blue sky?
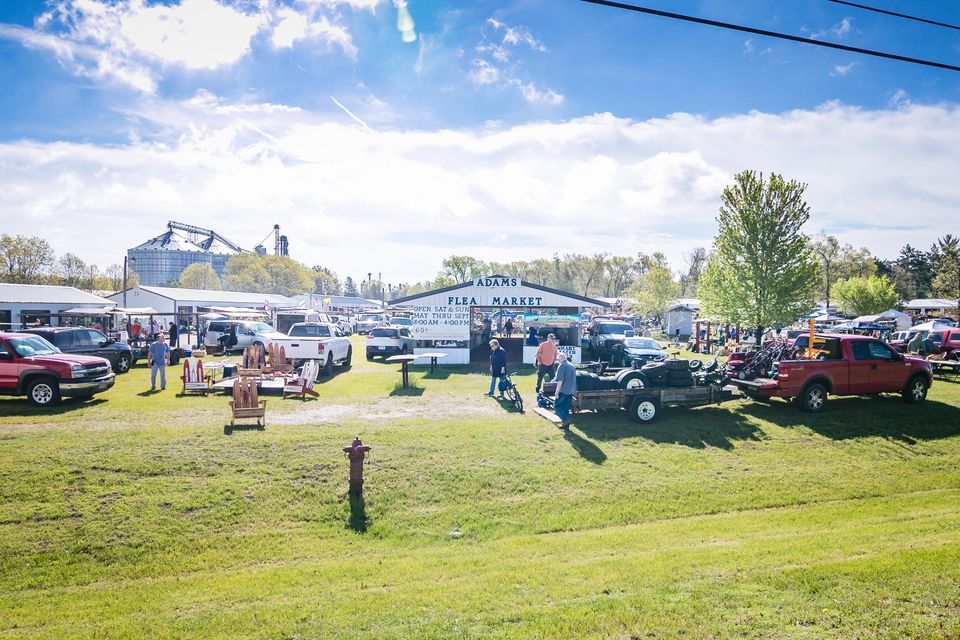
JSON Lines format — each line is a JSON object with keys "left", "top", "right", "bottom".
{"left": 1, "top": 0, "right": 959, "bottom": 282}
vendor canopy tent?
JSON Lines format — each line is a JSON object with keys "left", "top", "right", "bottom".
{"left": 911, "top": 320, "right": 954, "bottom": 332}
{"left": 853, "top": 309, "right": 912, "bottom": 330}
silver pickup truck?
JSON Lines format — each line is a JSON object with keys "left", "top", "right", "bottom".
{"left": 270, "top": 322, "right": 352, "bottom": 375}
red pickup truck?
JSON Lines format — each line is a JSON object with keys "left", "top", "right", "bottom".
{"left": 930, "top": 328, "right": 960, "bottom": 358}
{"left": 733, "top": 334, "right": 933, "bottom": 412}
{"left": 0, "top": 332, "right": 116, "bottom": 407}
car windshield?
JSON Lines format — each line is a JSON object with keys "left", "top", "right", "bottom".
{"left": 360, "top": 315, "right": 382, "bottom": 322}
{"left": 370, "top": 328, "right": 398, "bottom": 338}
{"left": 8, "top": 336, "right": 61, "bottom": 357}
{"left": 600, "top": 323, "right": 632, "bottom": 334}
{"left": 249, "top": 323, "right": 274, "bottom": 333}
{"left": 624, "top": 338, "right": 662, "bottom": 350}
{"left": 391, "top": 318, "right": 412, "bottom": 326}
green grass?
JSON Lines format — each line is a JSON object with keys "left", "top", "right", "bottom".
{"left": 2, "top": 335, "right": 959, "bottom": 638}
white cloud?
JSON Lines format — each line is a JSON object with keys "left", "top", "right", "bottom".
{"left": 470, "top": 59, "right": 500, "bottom": 85}
{"left": 517, "top": 81, "right": 564, "bottom": 106}
{"left": 812, "top": 17, "right": 852, "bottom": 40}
{"left": 472, "top": 17, "right": 562, "bottom": 106}
{"left": 1, "top": 101, "right": 958, "bottom": 282}
{"left": 830, "top": 62, "right": 856, "bottom": 77}
{"left": 4, "top": 0, "right": 358, "bottom": 93}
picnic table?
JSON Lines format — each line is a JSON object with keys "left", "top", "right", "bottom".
{"left": 930, "top": 358, "right": 960, "bottom": 380}
{"left": 385, "top": 354, "right": 418, "bottom": 388}
{"left": 416, "top": 351, "right": 447, "bottom": 373}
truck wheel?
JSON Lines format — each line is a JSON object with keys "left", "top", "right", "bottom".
{"left": 323, "top": 354, "right": 334, "bottom": 377}
{"left": 115, "top": 354, "right": 131, "bottom": 374}
{"left": 797, "top": 383, "right": 827, "bottom": 413}
{"left": 27, "top": 378, "right": 61, "bottom": 407}
{"left": 341, "top": 346, "right": 353, "bottom": 369}
{"left": 902, "top": 376, "right": 928, "bottom": 404}
{"left": 617, "top": 370, "right": 648, "bottom": 390}
{"left": 629, "top": 397, "right": 659, "bottom": 423}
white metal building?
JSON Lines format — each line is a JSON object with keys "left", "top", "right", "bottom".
{"left": 108, "top": 285, "right": 296, "bottom": 321}
{"left": 665, "top": 305, "right": 695, "bottom": 339}
{"left": 0, "top": 283, "right": 117, "bottom": 330}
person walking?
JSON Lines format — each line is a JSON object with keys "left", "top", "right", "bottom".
{"left": 148, "top": 332, "right": 170, "bottom": 391}
{"left": 552, "top": 352, "right": 577, "bottom": 428}
{"left": 534, "top": 332, "right": 558, "bottom": 393}
{"left": 485, "top": 339, "right": 508, "bottom": 398}
{"left": 168, "top": 321, "right": 179, "bottom": 348}
{"left": 504, "top": 317, "right": 514, "bottom": 339}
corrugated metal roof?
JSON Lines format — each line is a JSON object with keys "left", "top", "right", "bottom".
{"left": 132, "top": 285, "right": 295, "bottom": 305}
{"left": 904, "top": 298, "right": 956, "bottom": 308}
{"left": 0, "top": 283, "right": 117, "bottom": 305}
{"left": 130, "top": 229, "right": 206, "bottom": 252}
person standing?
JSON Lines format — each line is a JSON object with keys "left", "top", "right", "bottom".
{"left": 552, "top": 352, "right": 577, "bottom": 428}
{"left": 168, "top": 321, "right": 179, "bottom": 348}
{"left": 504, "top": 317, "right": 514, "bottom": 339}
{"left": 485, "top": 339, "right": 508, "bottom": 398}
{"left": 907, "top": 332, "right": 924, "bottom": 354}
{"left": 921, "top": 333, "right": 936, "bottom": 357}
{"left": 148, "top": 332, "right": 170, "bottom": 391}
{"left": 535, "top": 332, "right": 558, "bottom": 393}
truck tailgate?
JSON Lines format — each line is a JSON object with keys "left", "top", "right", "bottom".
{"left": 732, "top": 378, "right": 780, "bottom": 392}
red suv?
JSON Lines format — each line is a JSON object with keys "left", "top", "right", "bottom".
{"left": 0, "top": 333, "right": 116, "bottom": 407}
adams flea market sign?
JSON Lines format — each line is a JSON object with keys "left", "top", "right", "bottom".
{"left": 447, "top": 278, "right": 545, "bottom": 307}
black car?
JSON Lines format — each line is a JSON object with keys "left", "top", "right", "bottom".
{"left": 610, "top": 337, "right": 668, "bottom": 367}
{"left": 23, "top": 327, "right": 135, "bottom": 374}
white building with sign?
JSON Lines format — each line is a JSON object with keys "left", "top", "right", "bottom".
{"left": 392, "top": 277, "right": 608, "bottom": 364}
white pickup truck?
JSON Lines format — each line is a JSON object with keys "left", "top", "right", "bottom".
{"left": 271, "top": 322, "right": 352, "bottom": 375}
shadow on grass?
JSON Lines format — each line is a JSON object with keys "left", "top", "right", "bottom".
{"left": 420, "top": 369, "right": 452, "bottom": 380}
{"left": 223, "top": 423, "right": 265, "bottom": 435}
{"left": 0, "top": 397, "right": 107, "bottom": 417}
{"left": 737, "top": 396, "right": 960, "bottom": 444}
{"left": 348, "top": 492, "right": 369, "bottom": 533}
{"left": 390, "top": 382, "right": 424, "bottom": 397}
{"left": 563, "top": 427, "right": 607, "bottom": 464}
{"left": 573, "top": 406, "right": 762, "bottom": 451}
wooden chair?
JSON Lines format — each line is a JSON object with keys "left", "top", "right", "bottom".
{"left": 238, "top": 344, "right": 265, "bottom": 379}
{"left": 267, "top": 343, "right": 293, "bottom": 374}
{"left": 283, "top": 359, "right": 320, "bottom": 400}
{"left": 229, "top": 377, "right": 267, "bottom": 427}
{"left": 180, "top": 358, "right": 212, "bottom": 396}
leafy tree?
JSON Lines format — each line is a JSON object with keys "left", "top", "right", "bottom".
{"left": 180, "top": 263, "right": 222, "bottom": 290}
{"left": 526, "top": 258, "right": 554, "bottom": 285}
{"left": 343, "top": 277, "right": 359, "bottom": 297}
{"left": 699, "top": 171, "right": 818, "bottom": 344}
{"left": 312, "top": 265, "right": 341, "bottom": 295}
{"left": 832, "top": 275, "right": 899, "bottom": 316}
{"left": 262, "top": 255, "right": 314, "bottom": 297}
{"left": 0, "top": 234, "right": 55, "bottom": 284}
{"left": 679, "top": 247, "right": 706, "bottom": 297}
{"left": 932, "top": 235, "right": 960, "bottom": 321}
{"left": 812, "top": 234, "right": 877, "bottom": 309}
{"left": 896, "top": 244, "right": 935, "bottom": 297}
{"left": 605, "top": 255, "right": 641, "bottom": 296}
{"left": 58, "top": 253, "right": 87, "bottom": 287}
{"left": 628, "top": 267, "right": 680, "bottom": 319}
{"left": 563, "top": 253, "right": 608, "bottom": 296}
{"left": 223, "top": 253, "right": 273, "bottom": 293}
{"left": 441, "top": 255, "right": 486, "bottom": 282}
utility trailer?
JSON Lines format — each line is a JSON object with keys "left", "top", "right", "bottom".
{"left": 537, "top": 383, "right": 734, "bottom": 424}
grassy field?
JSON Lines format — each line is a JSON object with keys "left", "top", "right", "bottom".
{"left": 2, "top": 335, "right": 959, "bottom": 639}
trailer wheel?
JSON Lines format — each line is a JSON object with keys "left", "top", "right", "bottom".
{"left": 629, "top": 397, "right": 659, "bottom": 423}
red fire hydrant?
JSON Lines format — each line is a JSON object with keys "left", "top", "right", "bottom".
{"left": 343, "top": 436, "right": 371, "bottom": 494}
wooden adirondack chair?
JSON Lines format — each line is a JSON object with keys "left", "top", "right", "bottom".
{"left": 267, "top": 343, "right": 293, "bottom": 374}
{"left": 180, "top": 358, "right": 212, "bottom": 395}
{"left": 229, "top": 376, "right": 267, "bottom": 427}
{"left": 238, "top": 344, "right": 265, "bottom": 379}
{"left": 283, "top": 359, "right": 320, "bottom": 400}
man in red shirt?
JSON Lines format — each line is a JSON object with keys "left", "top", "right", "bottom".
{"left": 535, "top": 333, "right": 558, "bottom": 393}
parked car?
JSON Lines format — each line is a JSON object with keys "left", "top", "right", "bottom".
{"left": 22, "top": 326, "right": 135, "bottom": 374}
{"left": 327, "top": 315, "right": 354, "bottom": 335}
{"left": 205, "top": 320, "right": 286, "bottom": 353}
{"left": 355, "top": 313, "right": 387, "bottom": 335}
{"left": 0, "top": 332, "right": 115, "bottom": 406}
{"left": 366, "top": 327, "right": 416, "bottom": 359}
{"left": 610, "top": 337, "right": 668, "bottom": 367}
{"left": 270, "top": 322, "right": 353, "bottom": 375}
{"left": 733, "top": 334, "right": 932, "bottom": 412}
{"left": 389, "top": 317, "right": 413, "bottom": 330}
{"left": 888, "top": 330, "right": 919, "bottom": 353}
{"left": 587, "top": 320, "right": 635, "bottom": 358}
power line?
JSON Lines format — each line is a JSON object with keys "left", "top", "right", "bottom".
{"left": 579, "top": 0, "right": 960, "bottom": 73}
{"left": 827, "top": 0, "right": 960, "bottom": 32}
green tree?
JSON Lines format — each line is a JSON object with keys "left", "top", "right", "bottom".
{"left": 223, "top": 253, "right": 273, "bottom": 293}
{"left": 932, "top": 235, "right": 960, "bottom": 321}
{"left": 441, "top": 255, "right": 486, "bottom": 282}
{"left": 628, "top": 267, "right": 680, "bottom": 319}
{"left": 0, "top": 234, "right": 55, "bottom": 284}
{"left": 679, "top": 247, "right": 706, "bottom": 298}
{"left": 343, "top": 277, "right": 359, "bottom": 297}
{"left": 262, "top": 255, "right": 314, "bottom": 297}
{"left": 832, "top": 275, "right": 899, "bottom": 316}
{"left": 896, "top": 244, "right": 935, "bottom": 297}
{"left": 311, "top": 266, "right": 341, "bottom": 295}
{"left": 699, "top": 171, "right": 818, "bottom": 344}
{"left": 180, "top": 263, "right": 222, "bottom": 290}
{"left": 57, "top": 253, "right": 87, "bottom": 287}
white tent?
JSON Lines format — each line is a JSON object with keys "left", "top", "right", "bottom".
{"left": 911, "top": 320, "right": 953, "bottom": 333}
{"left": 853, "top": 309, "right": 912, "bottom": 331}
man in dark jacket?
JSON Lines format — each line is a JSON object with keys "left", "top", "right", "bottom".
{"left": 485, "top": 339, "right": 508, "bottom": 398}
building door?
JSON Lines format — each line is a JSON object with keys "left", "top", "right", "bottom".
{"left": 0, "top": 310, "right": 10, "bottom": 330}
